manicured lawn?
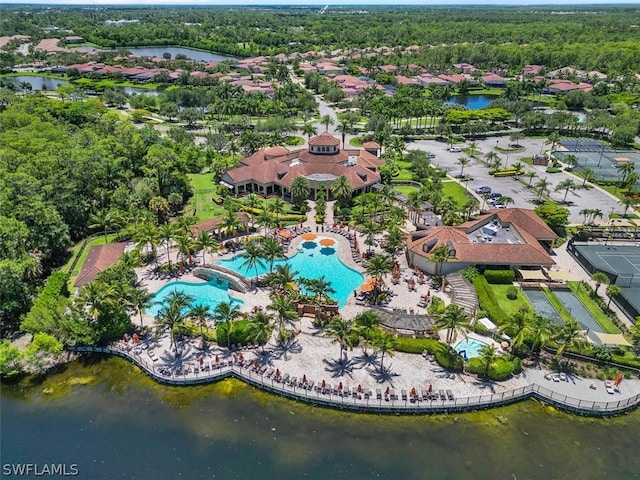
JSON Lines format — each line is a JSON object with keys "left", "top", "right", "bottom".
{"left": 349, "top": 137, "right": 363, "bottom": 147}
{"left": 188, "top": 173, "right": 225, "bottom": 222}
{"left": 567, "top": 281, "right": 620, "bottom": 334}
{"left": 442, "top": 180, "right": 469, "bottom": 208}
{"left": 487, "top": 284, "right": 535, "bottom": 316}
{"left": 394, "top": 185, "right": 418, "bottom": 197}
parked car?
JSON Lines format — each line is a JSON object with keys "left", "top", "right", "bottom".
{"left": 427, "top": 152, "right": 436, "bottom": 158}
{"left": 449, "top": 146, "right": 462, "bottom": 153}
{"left": 489, "top": 192, "right": 502, "bottom": 199}
{"left": 475, "top": 186, "right": 492, "bottom": 194}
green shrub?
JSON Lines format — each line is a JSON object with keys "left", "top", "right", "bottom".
{"left": 181, "top": 321, "right": 217, "bottom": 341}
{"left": 471, "top": 321, "right": 489, "bottom": 336}
{"left": 466, "top": 355, "right": 518, "bottom": 380}
{"left": 506, "top": 286, "right": 518, "bottom": 300}
{"left": 395, "top": 337, "right": 442, "bottom": 354}
{"left": 473, "top": 276, "right": 509, "bottom": 325}
{"left": 484, "top": 269, "right": 515, "bottom": 284}
{"left": 435, "top": 345, "right": 464, "bottom": 372}
{"left": 493, "top": 171, "right": 518, "bottom": 177}
{"left": 461, "top": 266, "right": 480, "bottom": 282}
{"left": 216, "top": 320, "right": 251, "bottom": 346}
{"left": 546, "top": 167, "right": 562, "bottom": 173}
{"left": 21, "top": 271, "right": 71, "bottom": 333}
{"left": 427, "top": 296, "right": 445, "bottom": 314}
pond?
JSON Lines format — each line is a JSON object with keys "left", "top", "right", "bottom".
{"left": 125, "top": 46, "right": 238, "bottom": 63}
{"left": 444, "top": 94, "right": 499, "bottom": 110}
{"left": 1, "top": 75, "right": 159, "bottom": 96}
{"left": 2, "top": 356, "right": 640, "bottom": 480}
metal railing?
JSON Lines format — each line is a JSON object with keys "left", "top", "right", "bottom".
{"left": 68, "top": 345, "right": 640, "bottom": 416}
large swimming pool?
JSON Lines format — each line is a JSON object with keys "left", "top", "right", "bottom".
{"left": 217, "top": 238, "right": 364, "bottom": 307}
{"left": 149, "top": 279, "right": 243, "bottom": 317}
{"left": 454, "top": 337, "right": 490, "bottom": 359}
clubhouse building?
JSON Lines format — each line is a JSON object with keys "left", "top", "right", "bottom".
{"left": 406, "top": 208, "right": 558, "bottom": 275}
{"left": 221, "top": 132, "right": 384, "bottom": 199}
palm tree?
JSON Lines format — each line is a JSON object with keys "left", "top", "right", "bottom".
{"left": 301, "top": 276, "right": 336, "bottom": 304}
{"left": 372, "top": 330, "right": 397, "bottom": 373}
{"left": 267, "top": 294, "right": 298, "bottom": 340}
{"left": 606, "top": 284, "right": 621, "bottom": 308}
{"left": 195, "top": 231, "right": 219, "bottom": 264}
{"left": 581, "top": 167, "right": 595, "bottom": 187}
{"left": 500, "top": 309, "right": 531, "bottom": 350}
{"left": 133, "top": 222, "right": 159, "bottom": 259}
{"left": 545, "top": 131, "right": 561, "bottom": 160}
{"left": 365, "top": 253, "right": 393, "bottom": 303}
{"left": 555, "top": 179, "right": 577, "bottom": 202}
{"left": 213, "top": 301, "right": 242, "bottom": 349}
{"left": 457, "top": 156, "right": 471, "bottom": 177}
{"left": 290, "top": 176, "right": 311, "bottom": 204}
{"left": 534, "top": 177, "right": 551, "bottom": 201}
{"left": 361, "top": 219, "right": 382, "bottom": 255}
{"left": 264, "top": 263, "right": 299, "bottom": 296}
{"left": 524, "top": 171, "right": 537, "bottom": 188}
{"left": 302, "top": 122, "right": 317, "bottom": 141}
{"left": 175, "top": 233, "right": 197, "bottom": 264}
{"left": 159, "top": 222, "right": 178, "bottom": 266}
{"left": 89, "top": 209, "right": 121, "bottom": 243}
{"left": 528, "top": 314, "right": 554, "bottom": 356}
{"left": 260, "top": 236, "right": 285, "bottom": 272}
{"left": 619, "top": 161, "right": 636, "bottom": 183}
{"left": 240, "top": 239, "right": 266, "bottom": 282}
{"left": 353, "top": 310, "right": 381, "bottom": 356}
{"left": 156, "top": 293, "right": 193, "bottom": 353}
{"left": 619, "top": 195, "right": 636, "bottom": 216}
{"left": 257, "top": 209, "right": 275, "bottom": 237}
{"left": 269, "top": 197, "right": 287, "bottom": 226}
{"left": 484, "top": 151, "right": 499, "bottom": 167}
{"left": 320, "top": 114, "right": 334, "bottom": 132}
{"left": 246, "top": 311, "right": 274, "bottom": 353}
{"left": 76, "top": 282, "right": 115, "bottom": 323}
{"left": 220, "top": 210, "right": 244, "bottom": 238}
{"left": 591, "top": 272, "right": 609, "bottom": 293}
{"left": 325, "top": 317, "right": 354, "bottom": 364}
{"left": 554, "top": 319, "right": 588, "bottom": 358}
{"left": 190, "top": 304, "right": 211, "bottom": 348}
{"left": 429, "top": 244, "right": 452, "bottom": 277}
{"left": 330, "top": 175, "right": 353, "bottom": 204}
{"left": 478, "top": 344, "right": 499, "bottom": 377}
{"left": 434, "top": 304, "right": 471, "bottom": 343}
{"left": 242, "top": 193, "right": 262, "bottom": 230}
{"left": 131, "top": 288, "right": 154, "bottom": 329}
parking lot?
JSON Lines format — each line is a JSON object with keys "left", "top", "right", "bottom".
{"left": 408, "top": 136, "right": 625, "bottom": 224}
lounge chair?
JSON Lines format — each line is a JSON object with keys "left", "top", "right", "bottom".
{"left": 605, "top": 380, "right": 615, "bottom": 394}
{"left": 446, "top": 390, "right": 454, "bottom": 401}
{"left": 421, "top": 389, "right": 429, "bottom": 401}
{"left": 390, "top": 389, "right": 397, "bottom": 401}
{"left": 376, "top": 388, "right": 382, "bottom": 400}
{"left": 289, "top": 376, "right": 297, "bottom": 386}
{"left": 439, "top": 389, "right": 446, "bottom": 400}
{"left": 559, "top": 373, "right": 567, "bottom": 382}
{"left": 282, "top": 373, "right": 290, "bottom": 384}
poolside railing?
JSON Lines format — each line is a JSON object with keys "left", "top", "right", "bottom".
{"left": 68, "top": 345, "right": 640, "bottom": 417}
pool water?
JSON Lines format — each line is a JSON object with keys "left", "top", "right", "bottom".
{"left": 454, "top": 338, "right": 490, "bottom": 359}
{"left": 149, "top": 279, "right": 243, "bottom": 317}
{"left": 217, "top": 238, "right": 364, "bottom": 307}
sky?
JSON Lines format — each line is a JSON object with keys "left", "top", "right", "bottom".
{"left": 1, "top": 0, "right": 639, "bottom": 5}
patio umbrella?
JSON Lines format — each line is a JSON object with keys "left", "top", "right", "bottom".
{"left": 428, "top": 384, "right": 432, "bottom": 393}
{"left": 275, "top": 368, "right": 281, "bottom": 378}
{"left": 199, "top": 357, "right": 204, "bottom": 366}
{"left": 319, "top": 238, "right": 335, "bottom": 246}
{"left": 357, "top": 384, "right": 362, "bottom": 393}
{"left": 385, "top": 386, "right": 390, "bottom": 395}
{"left": 360, "top": 283, "right": 374, "bottom": 292}
{"left": 338, "top": 381, "right": 343, "bottom": 391}
{"left": 279, "top": 230, "right": 292, "bottom": 238}
{"left": 303, "top": 374, "right": 307, "bottom": 384}
{"left": 215, "top": 355, "right": 219, "bottom": 363}
{"left": 410, "top": 387, "right": 417, "bottom": 398}
{"left": 132, "top": 333, "right": 140, "bottom": 344}
{"left": 239, "top": 353, "right": 244, "bottom": 362}
{"left": 254, "top": 359, "right": 259, "bottom": 368}
{"left": 302, "top": 232, "right": 317, "bottom": 240}
{"left": 322, "top": 379, "right": 326, "bottom": 388}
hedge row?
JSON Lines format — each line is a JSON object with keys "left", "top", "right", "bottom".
{"left": 484, "top": 269, "right": 515, "bottom": 284}
{"left": 216, "top": 320, "right": 251, "bottom": 346}
{"left": 21, "top": 272, "right": 70, "bottom": 332}
{"left": 493, "top": 170, "right": 519, "bottom": 177}
{"left": 395, "top": 337, "right": 463, "bottom": 371}
{"left": 466, "top": 356, "right": 522, "bottom": 381}
{"left": 182, "top": 321, "right": 217, "bottom": 341}
{"left": 473, "top": 275, "right": 509, "bottom": 325}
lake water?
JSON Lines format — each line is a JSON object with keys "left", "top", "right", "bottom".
{"left": 126, "top": 46, "right": 237, "bottom": 63}
{"left": 2, "top": 75, "right": 158, "bottom": 96}
{"left": 445, "top": 95, "right": 498, "bottom": 110}
{"left": 2, "top": 356, "right": 640, "bottom": 479}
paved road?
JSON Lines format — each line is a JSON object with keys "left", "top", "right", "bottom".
{"left": 408, "top": 137, "right": 625, "bottom": 224}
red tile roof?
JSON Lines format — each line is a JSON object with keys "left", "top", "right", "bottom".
{"left": 309, "top": 131, "right": 340, "bottom": 146}
{"left": 75, "top": 242, "right": 126, "bottom": 287}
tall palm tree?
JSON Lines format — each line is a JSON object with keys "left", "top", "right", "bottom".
{"left": 500, "top": 309, "right": 531, "bottom": 350}
{"left": 131, "top": 288, "right": 154, "bottom": 329}
{"left": 528, "top": 314, "right": 554, "bottom": 355}
{"left": 195, "top": 231, "right": 219, "bottom": 264}
{"left": 175, "top": 232, "right": 197, "bottom": 264}
{"left": 434, "top": 304, "right": 471, "bottom": 343}
{"left": 554, "top": 319, "right": 588, "bottom": 358}
{"left": 76, "top": 282, "right": 116, "bottom": 323}
{"left": 264, "top": 263, "right": 299, "bottom": 296}
{"left": 619, "top": 195, "right": 636, "bottom": 216}
{"left": 361, "top": 219, "right": 382, "bottom": 255}
{"left": 365, "top": 253, "right": 393, "bottom": 302}
{"left": 353, "top": 310, "right": 381, "bottom": 356}
{"left": 190, "top": 304, "right": 211, "bottom": 348}
{"left": 457, "top": 156, "right": 471, "bottom": 177}
{"left": 591, "top": 272, "right": 609, "bottom": 293}
{"left": 260, "top": 236, "right": 285, "bottom": 272}
{"left": 478, "top": 344, "right": 499, "bottom": 377}
{"left": 240, "top": 239, "right": 266, "bottom": 282}
{"left": 220, "top": 210, "right": 244, "bottom": 238}
{"left": 330, "top": 175, "right": 353, "bottom": 204}
{"left": 89, "top": 209, "right": 121, "bottom": 243}
{"left": 320, "top": 114, "right": 334, "bottom": 132}
{"left": 246, "top": 311, "right": 274, "bottom": 353}
{"left": 325, "top": 317, "right": 354, "bottom": 364}
{"left": 373, "top": 330, "right": 397, "bottom": 373}
{"left": 257, "top": 209, "right": 275, "bottom": 237}
{"left": 269, "top": 197, "right": 287, "bottom": 226}
{"left": 301, "top": 276, "right": 336, "bottom": 305}
{"left": 289, "top": 176, "right": 311, "bottom": 204}
{"left": 242, "top": 193, "right": 262, "bottom": 230}
{"left": 534, "top": 177, "right": 551, "bottom": 201}
{"left": 606, "top": 284, "right": 621, "bottom": 308}
{"left": 555, "top": 179, "right": 577, "bottom": 202}
{"left": 267, "top": 294, "right": 298, "bottom": 340}
{"left": 545, "top": 131, "right": 561, "bottom": 160}
{"left": 429, "top": 244, "right": 452, "bottom": 277}
{"left": 525, "top": 171, "right": 537, "bottom": 188}
{"left": 156, "top": 294, "right": 192, "bottom": 352}
{"left": 159, "top": 222, "right": 178, "bottom": 266}
{"left": 302, "top": 122, "right": 317, "bottom": 141}
{"left": 213, "top": 301, "right": 242, "bottom": 349}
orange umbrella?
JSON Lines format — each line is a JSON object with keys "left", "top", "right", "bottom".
{"left": 410, "top": 387, "right": 417, "bottom": 397}
{"left": 303, "top": 374, "right": 307, "bottom": 384}
{"left": 385, "top": 386, "right": 390, "bottom": 395}
{"left": 360, "top": 283, "right": 374, "bottom": 292}
{"left": 279, "top": 230, "right": 292, "bottom": 238}
{"left": 366, "top": 277, "right": 377, "bottom": 284}
{"left": 357, "top": 384, "right": 362, "bottom": 393}
{"left": 338, "top": 381, "right": 343, "bottom": 391}
{"left": 319, "top": 238, "right": 335, "bottom": 246}
{"left": 302, "top": 233, "right": 317, "bottom": 240}
{"left": 275, "top": 368, "right": 281, "bottom": 378}
{"left": 322, "top": 379, "right": 326, "bottom": 388}
{"left": 239, "top": 353, "right": 244, "bottom": 362}
{"left": 215, "top": 355, "right": 219, "bottom": 363}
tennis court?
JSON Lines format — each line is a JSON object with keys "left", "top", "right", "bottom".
{"left": 570, "top": 243, "right": 640, "bottom": 284}
{"left": 554, "top": 148, "right": 640, "bottom": 185}
{"left": 560, "top": 138, "right": 614, "bottom": 152}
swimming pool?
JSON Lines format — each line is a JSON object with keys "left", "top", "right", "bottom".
{"left": 217, "top": 238, "right": 364, "bottom": 307}
{"left": 148, "top": 279, "right": 243, "bottom": 317}
{"left": 453, "top": 337, "right": 490, "bottom": 360}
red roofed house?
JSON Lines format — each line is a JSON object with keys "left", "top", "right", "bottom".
{"left": 222, "top": 132, "right": 384, "bottom": 200}
{"left": 481, "top": 72, "right": 507, "bottom": 87}
{"left": 405, "top": 208, "right": 558, "bottom": 275}
{"left": 547, "top": 80, "right": 593, "bottom": 94}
